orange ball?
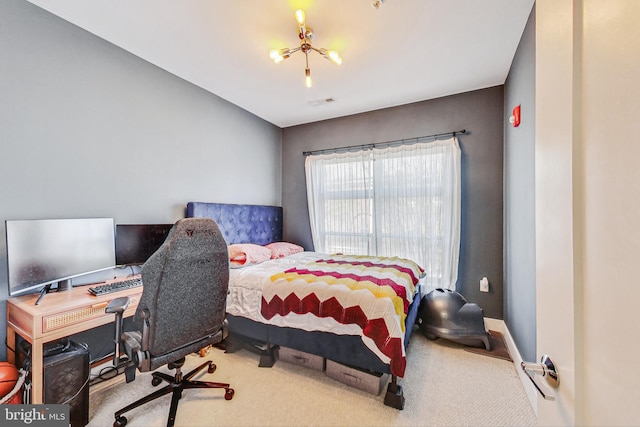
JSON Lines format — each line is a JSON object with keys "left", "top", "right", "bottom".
{"left": 0, "top": 361, "right": 19, "bottom": 398}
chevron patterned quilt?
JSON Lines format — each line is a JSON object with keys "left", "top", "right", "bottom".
{"left": 261, "top": 254, "right": 424, "bottom": 377}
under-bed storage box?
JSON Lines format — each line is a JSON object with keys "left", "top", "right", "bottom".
{"left": 278, "top": 346, "right": 325, "bottom": 371}
{"left": 326, "top": 359, "right": 390, "bottom": 395}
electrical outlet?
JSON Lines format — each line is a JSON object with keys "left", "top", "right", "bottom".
{"left": 480, "top": 277, "right": 489, "bottom": 292}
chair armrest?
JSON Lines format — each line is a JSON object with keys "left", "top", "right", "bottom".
{"left": 104, "top": 296, "right": 131, "bottom": 370}
{"left": 105, "top": 296, "right": 130, "bottom": 314}
{"left": 121, "top": 332, "right": 142, "bottom": 383}
{"left": 139, "top": 308, "right": 150, "bottom": 353}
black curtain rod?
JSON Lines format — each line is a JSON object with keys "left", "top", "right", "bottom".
{"left": 302, "top": 129, "right": 466, "bottom": 156}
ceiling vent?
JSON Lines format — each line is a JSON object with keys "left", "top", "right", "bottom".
{"left": 308, "top": 98, "right": 336, "bottom": 107}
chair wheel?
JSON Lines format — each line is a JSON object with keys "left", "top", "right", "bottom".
{"left": 208, "top": 362, "right": 217, "bottom": 374}
{"left": 151, "top": 377, "right": 162, "bottom": 386}
{"left": 224, "top": 388, "right": 234, "bottom": 400}
{"left": 114, "top": 415, "right": 127, "bottom": 427}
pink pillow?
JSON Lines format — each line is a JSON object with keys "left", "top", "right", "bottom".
{"left": 265, "top": 242, "right": 304, "bottom": 259}
{"left": 228, "top": 244, "right": 272, "bottom": 268}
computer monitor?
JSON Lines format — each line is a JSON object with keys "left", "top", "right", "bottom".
{"left": 5, "top": 218, "right": 116, "bottom": 297}
{"left": 115, "top": 223, "right": 174, "bottom": 266}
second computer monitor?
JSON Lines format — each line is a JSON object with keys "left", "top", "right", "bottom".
{"left": 115, "top": 223, "right": 174, "bottom": 266}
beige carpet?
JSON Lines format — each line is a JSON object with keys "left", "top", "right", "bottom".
{"left": 88, "top": 331, "right": 536, "bottom": 427}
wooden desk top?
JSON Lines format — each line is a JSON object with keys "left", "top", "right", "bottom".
{"left": 7, "top": 276, "right": 143, "bottom": 343}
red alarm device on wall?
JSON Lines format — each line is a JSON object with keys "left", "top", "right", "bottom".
{"left": 509, "top": 105, "right": 521, "bottom": 127}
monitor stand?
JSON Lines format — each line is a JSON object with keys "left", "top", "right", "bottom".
{"left": 34, "top": 279, "right": 72, "bottom": 305}
{"left": 56, "top": 279, "right": 73, "bottom": 292}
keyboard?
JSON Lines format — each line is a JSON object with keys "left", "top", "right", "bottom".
{"left": 88, "top": 277, "right": 143, "bottom": 296}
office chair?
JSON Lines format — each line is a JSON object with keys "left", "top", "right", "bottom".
{"left": 106, "top": 218, "right": 234, "bottom": 427}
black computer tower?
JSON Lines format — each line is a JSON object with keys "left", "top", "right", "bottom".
{"left": 43, "top": 341, "right": 90, "bottom": 427}
{"left": 16, "top": 338, "right": 90, "bottom": 427}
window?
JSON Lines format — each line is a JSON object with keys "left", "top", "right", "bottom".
{"left": 305, "top": 137, "right": 461, "bottom": 290}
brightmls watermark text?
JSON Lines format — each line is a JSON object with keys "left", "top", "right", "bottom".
{"left": 2, "top": 405, "right": 68, "bottom": 427}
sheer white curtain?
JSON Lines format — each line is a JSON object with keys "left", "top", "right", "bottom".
{"left": 305, "top": 136, "right": 461, "bottom": 291}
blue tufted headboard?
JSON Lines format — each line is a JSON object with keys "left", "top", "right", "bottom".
{"left": 186, "top": 202, "right": 283, "bottom": 245}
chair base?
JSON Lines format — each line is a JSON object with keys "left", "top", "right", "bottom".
{"left": 113, "top": 358, "right": 234, "bottom": 427}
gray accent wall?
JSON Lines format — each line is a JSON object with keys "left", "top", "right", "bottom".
{"left": 503, "top": 7, "right": 536, "bottom": 363}
{"left": 0, "top": 0, "right": 281, "bottom": 359}
{"left": 281, "top": 87, "right": 505, "bottom": 318}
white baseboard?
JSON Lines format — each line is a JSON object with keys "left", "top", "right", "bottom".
{"left": 484, "top": 318, "right": 538, "bottom": 417}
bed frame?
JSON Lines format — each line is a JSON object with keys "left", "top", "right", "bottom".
{"left": 186, "top": 202, "right": 420, "bottom": 409}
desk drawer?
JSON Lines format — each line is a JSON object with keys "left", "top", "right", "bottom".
{"left": 43, "top": 295, "right": 139, "bottom": 332}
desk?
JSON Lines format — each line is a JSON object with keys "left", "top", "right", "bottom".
{"left": 6, "top": 280, "right": 142, "bottom": 404}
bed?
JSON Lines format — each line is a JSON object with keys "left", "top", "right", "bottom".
{"left": 185, "top": 202, "right": 424, "bottom": 409}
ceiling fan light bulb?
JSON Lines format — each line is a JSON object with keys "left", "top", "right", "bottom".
{"left": 327, "top": 50, "right": 342, "bottom": 65}
{"left": 305, "top": 68, "right": 312, "bottom": 88}
{"left": 269, "top": 48, "right": 291, "bottom": 63}
{"left": 269, "top": 49, "right": 283, "bottom": 63}
{"left": 295, "top": 9, "right": 306, "bottom": 26}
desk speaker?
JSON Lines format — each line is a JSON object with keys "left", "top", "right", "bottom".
{"left": 43, "top": 341, "right": 90, "bottom": 427}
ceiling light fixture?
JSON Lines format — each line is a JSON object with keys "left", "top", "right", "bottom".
{"left": 372, "top": 0, "right": 385, "bottom": 8}
{"left": 269, "top": 9, "right": 342, "bottom": 88}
